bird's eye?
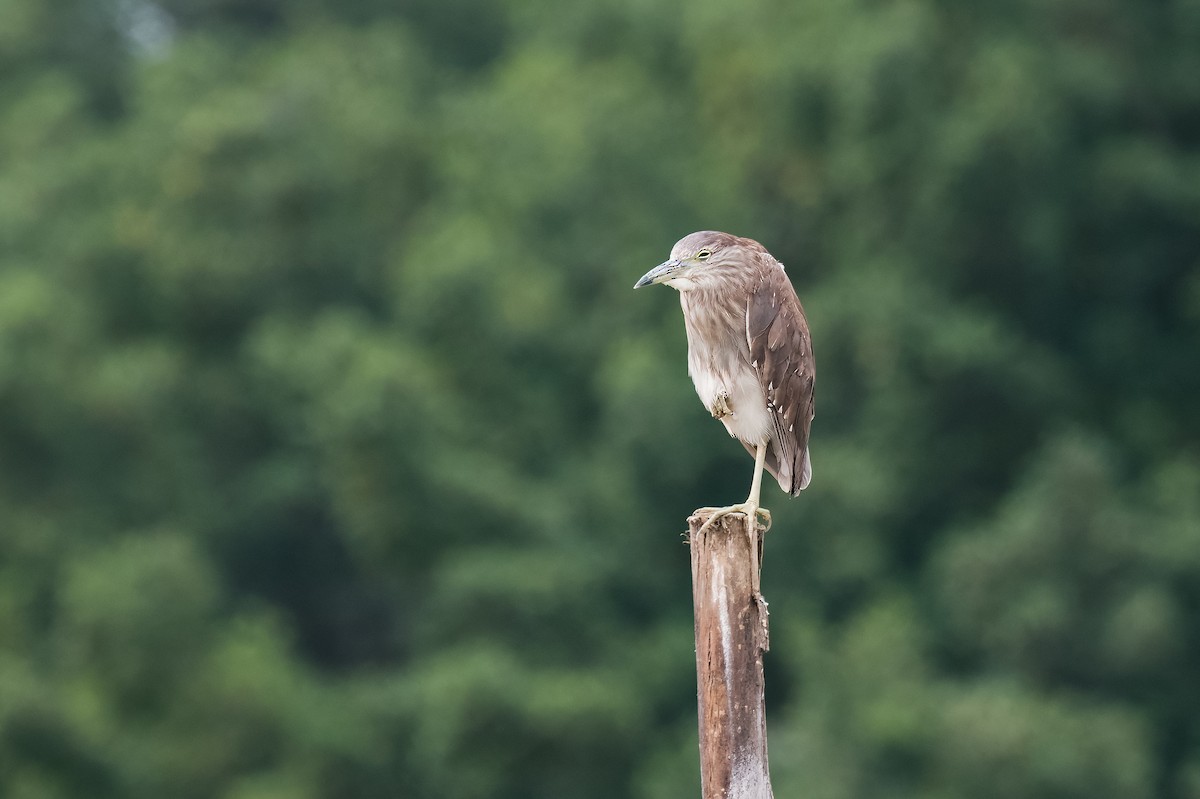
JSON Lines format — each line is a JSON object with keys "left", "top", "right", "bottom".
{"left": 696, "top": 249, "right": 711, "bottom": 260}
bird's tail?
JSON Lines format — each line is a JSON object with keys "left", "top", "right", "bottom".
{"left": 764, "top": 442, "right": 811, "bottom": 495}
{"left": 795, "top": 446, "right": 812, "bottom": 493}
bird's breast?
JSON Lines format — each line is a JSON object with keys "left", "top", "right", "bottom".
{"left": 680, "top": 294, "right": 772, "bottom": 446}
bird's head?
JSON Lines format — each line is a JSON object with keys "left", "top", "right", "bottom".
{"left": 633, "top": 231, "right": 755, "bottom": 291}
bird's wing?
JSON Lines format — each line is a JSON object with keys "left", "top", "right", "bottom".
{"left": 745, "top": 269, "right": 815, "bottom": 493}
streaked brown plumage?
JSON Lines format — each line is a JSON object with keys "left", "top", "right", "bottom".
{"left": 634, "top": 231, "right": 815, "bottom": 525}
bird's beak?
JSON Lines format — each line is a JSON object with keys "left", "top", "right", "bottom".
{"left": 634, "top": 259, "right": 685, "bottom": 289}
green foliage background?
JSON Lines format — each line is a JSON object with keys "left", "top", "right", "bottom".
{"left": 2, "top": 0, "right": 1199, "bottom": 796}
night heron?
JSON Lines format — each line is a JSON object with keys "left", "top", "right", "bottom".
{"left": 634, "top": 231, "right": 815, "bottom": 532}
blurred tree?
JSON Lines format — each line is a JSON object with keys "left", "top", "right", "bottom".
{"left": 0, "top": 0, "right": 1197, "bottom": 796}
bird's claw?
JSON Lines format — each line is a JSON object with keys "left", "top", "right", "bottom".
{"left": 710, "top": 392, "right": 732, "bottom": 420}
{"left": 754, "top": 506, "right": 772, "bottom": 533}
{"left": 694, "top": 503, "right": 771, "bottom": 537}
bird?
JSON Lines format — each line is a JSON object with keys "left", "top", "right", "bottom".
{"left": 634, "top": 231, "right": 815, "bottom": 533}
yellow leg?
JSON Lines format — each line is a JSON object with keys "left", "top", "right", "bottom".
{"left": 695, "top": 441, "right": 772, "bottom": 536}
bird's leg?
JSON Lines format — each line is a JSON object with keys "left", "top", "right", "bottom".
{"left": 745, "top": 437, "right": 768, "bottom": 519}
{"left": 695, "top": 440, "right": 772, "bottom": 537}
{"left": 710, "top": 391, "right": 732, "bottom": 420}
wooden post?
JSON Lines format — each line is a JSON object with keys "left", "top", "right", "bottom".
{"left": 688, "top": 509, "right": 774, "bottom": 799}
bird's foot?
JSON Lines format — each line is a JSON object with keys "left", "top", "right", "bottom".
{"left": 694, "top": 503, "right": 771, "bottom": 536}
{"left": 710, "top": 392, "right": 732, "bottom": 420}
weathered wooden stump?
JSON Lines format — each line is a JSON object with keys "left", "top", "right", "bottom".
{"left": 687, "top": 509, "right": 774, "bottom": 799}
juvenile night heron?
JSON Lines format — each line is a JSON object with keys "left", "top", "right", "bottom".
{"left": 634, "top": 231, "right": 815, "bottom": 532}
